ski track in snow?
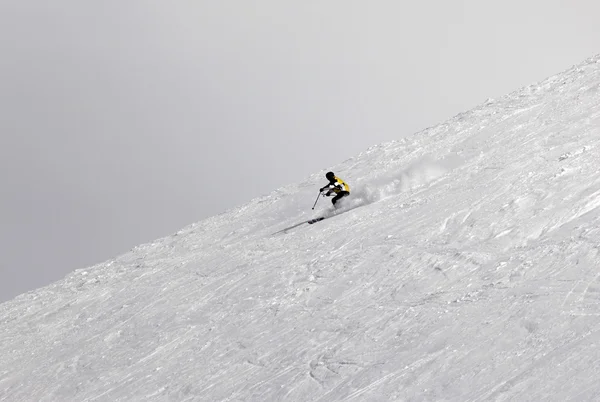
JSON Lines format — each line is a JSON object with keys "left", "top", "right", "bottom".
{"left": 1, "top": 55, "right": 600, "bottom": 401}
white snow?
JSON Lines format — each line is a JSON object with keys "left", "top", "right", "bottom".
{"left": 2, "top": 55, "right": 600, "bottom": 401}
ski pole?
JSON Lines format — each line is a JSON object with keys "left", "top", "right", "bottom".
{"left": 311, "top": 191, "right": 322, "bottom": 210}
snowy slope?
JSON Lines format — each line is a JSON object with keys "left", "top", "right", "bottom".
{"left": 2, "top": 55, "right": 600, "bottom": 401}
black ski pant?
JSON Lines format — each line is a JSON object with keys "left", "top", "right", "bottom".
{"left": 331, "top": 191, "right": 349, "bottom": 205}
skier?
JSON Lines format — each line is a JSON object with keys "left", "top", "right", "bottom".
{"left": 320, "top": 171, "right": 350, "bottom": 206}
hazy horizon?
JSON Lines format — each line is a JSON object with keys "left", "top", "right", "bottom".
{"left": 1, "top": 1, "right": 599, "bottom": 302}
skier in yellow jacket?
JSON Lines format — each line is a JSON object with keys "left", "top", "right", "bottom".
{"left": 320, "top": 171, "right": 350, "bottom": 206}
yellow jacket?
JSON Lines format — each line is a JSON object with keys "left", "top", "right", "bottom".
{"left": 325, "top": 176, "right": 350, "bottom": 193}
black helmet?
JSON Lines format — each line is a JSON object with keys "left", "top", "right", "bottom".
{"left": 326, "top": 171, "right": 335, "bottom": 180}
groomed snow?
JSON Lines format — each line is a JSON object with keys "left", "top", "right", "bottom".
{"left": 2, "top": 55, "right": 600, "bottom": 401}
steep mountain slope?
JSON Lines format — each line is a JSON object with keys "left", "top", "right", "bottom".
{"left": 2, "top": 55, "right": 600, "bottom": 401}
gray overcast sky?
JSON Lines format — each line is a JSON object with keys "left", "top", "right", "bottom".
{"left": 1, "top": 1, "right": 598, "bottom": 302}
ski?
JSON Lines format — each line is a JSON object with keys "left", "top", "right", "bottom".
{"left": 272, "top": 217, "right": 325, "bottom": 234}
{"left": 307, "top": 217, "right": 325, "bottom": 224}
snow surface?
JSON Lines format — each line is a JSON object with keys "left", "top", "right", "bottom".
{"left": 2, "top": 55, "right": 600, "bottom": 401}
